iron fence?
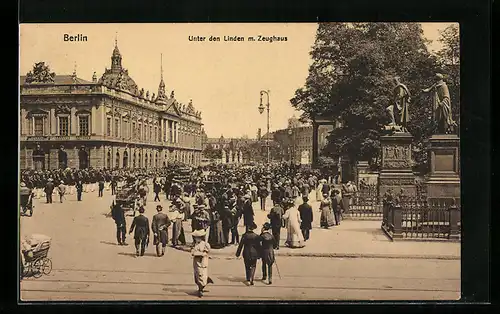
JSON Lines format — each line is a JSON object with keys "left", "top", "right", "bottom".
{"left": 346, "top": 185, "right": 383, "bottom": 219}
{"left": 382, "top": 195, "right": 460, "bottom": 241}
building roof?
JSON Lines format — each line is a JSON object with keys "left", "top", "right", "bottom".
{"left": 20, "top": 75, "right": 94, "bottom": 85}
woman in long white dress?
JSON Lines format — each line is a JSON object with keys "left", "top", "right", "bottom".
{"left": 282, "top": 202, "right": 305, "bottom": 248}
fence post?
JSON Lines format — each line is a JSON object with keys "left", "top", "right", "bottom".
{"left": 392, "top": 204, "right": 403, "bottom": 239}
{"left": 448, "top": 204, "right": 460, "bottom": 240}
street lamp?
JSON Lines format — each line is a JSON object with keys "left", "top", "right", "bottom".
{"left": 258, "top": 90, "right": 270, "bottom": 165}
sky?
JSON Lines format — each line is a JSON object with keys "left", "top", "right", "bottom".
{"left": 19, "top": 23, "right": 456, "bottom": 139}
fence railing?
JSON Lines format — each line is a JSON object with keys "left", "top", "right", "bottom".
{"left": 345, "top": 185, "right": 383, "bottom": 220}
{"left": 382, "top": 196, "right": 460, "bottom": 241}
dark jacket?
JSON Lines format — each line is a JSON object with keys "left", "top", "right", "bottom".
{"left": 111, "top": 204, "right": 126, "bottom": 225}
{"left": 242, "top": 199, "right": 254, "bottom": 226}
{"left": 236, "top": 231, "right": 262, "bottom": 260}
{"left": 151, "top": 212, "right": 171, "bottom": 234}
{"left": 298, "top": 203, "right": 313, "bottom": 230}
{"left": 267, "top": 205, "right": 284, "bottom": 229}
{"left": 129, "top": 214, "right": 150, "bottom": 240}
{"left": 76, "top": 182, "right": 83, "bottom": 192}
{"left": 259, "top": 232, "right": 275, "bottom": 264}
{"left": 45, "top": 182, "right": 55, "bottom": 193}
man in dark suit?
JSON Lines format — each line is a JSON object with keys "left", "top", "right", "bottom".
{"left": 44, "top": 178, "right": 54, "bottom": 204}
{"left": 236, "top": 222, "right": 261, "bottom": 285}
{"left": 267, "top": 201, "right": 284, "bottom": 250}
{"left": 331, "top": 189, "right": 343, "bottom": 225}
{"left": 151, "top": 205, "right": 171, "bottom": 257}
{"left": 129, "top": 206, "right": 150, "bottom": 257}
{"left": 298, "top": 196, "right": 313, "bottom": 241}
{"left": 76, "top": 180, "right": 83, "bottom": 201}
{"left": 242, "top": 194, "right": 255, "bottom": 232}
{"left": 111, "top": 201, "right": 127, "bottom": 245}
{"left": 98, "top": 176, "right": 105, "bottom": 197}
{"left": 259, "top": 222, "right": 275, "bottom": 285}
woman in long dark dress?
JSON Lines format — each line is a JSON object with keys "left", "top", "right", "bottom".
{"left": 207, "top": 197, "right": 226, "bottom": 248}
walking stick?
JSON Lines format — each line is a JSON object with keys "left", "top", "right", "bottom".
{"left": 274, "top": 257, "right": 282, "bottom": 280}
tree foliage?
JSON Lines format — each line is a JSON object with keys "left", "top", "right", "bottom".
{"left": 291, "top": 23, "right": 459, "bottom": 174}
{"left": 202, "top": 144, "right": 222, "bottom": 160}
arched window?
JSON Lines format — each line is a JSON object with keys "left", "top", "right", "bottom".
{"left": 138, "top": 152, "right": 142, "bottom": 168}
{"left": 107, "top": 151, "right": 111, "bottom": 168}
{"left": 115, "top": 151, "right": 120, "bottom": 169}
{"left": 78, "top": 148, "right": 89, "bottom": 169}
{"left": 32, "top": 145, "right": 45, "bottom": 171}
{"left": 155, "top": 152, "right": 158, "bottom": 168}
{"left": 123, "top": 151, "right": 129, "bottom": 168}
{"left": 145, "top": 154, "right": 148, "bottom": 169}
{"left": 133, "top": 152, "right": 136, "bottom": 168}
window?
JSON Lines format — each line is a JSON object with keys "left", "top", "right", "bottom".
{"left": 123, "top": 120, "right": 128, "bottom": 139}
{"left": 34, "top": 117, "right": 44, "bottom": 136}
{"left": 59, "top": 116, "right": 69, "bottom": 136}
{"left": 138, "top": 123, "right": 142, "bottom": 140}
{"left": 149, "top": 126, "right": 152, "bottom": 142}
{"left": 106, "top": 117, "right": 111, "bottom": 136}
{"left": 79, "top": 116, "right": 89, "bottom": 136}
{"left": 114, "top": 118, "right": 119, "bottom": 138}
{"left": 132, "top": 122, "right": 136, "bottom": 139}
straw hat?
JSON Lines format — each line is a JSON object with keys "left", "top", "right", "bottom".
{"left": 20, "top": 182, "right": 27, "bottom": 187}
{"left": 192, "top": 229, "right": 206, "bottom": 238}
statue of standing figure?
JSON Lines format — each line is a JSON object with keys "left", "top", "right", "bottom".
{"left": 422, "top": 73, "right": 457, "bottom": 134}
{"left": 386, "top": 76, "right": 411, "bottom": 132}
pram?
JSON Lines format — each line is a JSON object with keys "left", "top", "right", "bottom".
{"left": 21, "top": 234, "right": 52, "bottom": 279}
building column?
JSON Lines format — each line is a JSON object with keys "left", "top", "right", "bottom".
{"left": 49, "top": 108, "right": 56, "bottom": 134}
{"left": 70, "top": 107, "right": 77, "bottom": 135}
{"left": 91, "top": 106, "right": 97, "bottom": 135}
{"left": 312, "top": 122, "right": 319, "bottom": 167}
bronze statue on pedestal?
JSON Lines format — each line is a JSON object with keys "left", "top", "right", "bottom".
{"left": 386, "top": 76, "right": 411, "bottom": 132}
{"left": 422, "top": 73, "right": 457, "bottom": 134}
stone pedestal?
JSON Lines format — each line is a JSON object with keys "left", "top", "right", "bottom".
{"left": 425, "top": 134, "right": 460, "bottom": 202}
{"left": 379, "top": 132, "right": 416, "bottom": 198}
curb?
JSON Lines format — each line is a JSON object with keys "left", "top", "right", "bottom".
{"left": 173, "top": 246, "right": 460, "bottom": 260}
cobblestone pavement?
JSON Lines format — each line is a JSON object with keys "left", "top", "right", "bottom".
{"left": 19, "top": 188, "right": 460, "bottom": 301}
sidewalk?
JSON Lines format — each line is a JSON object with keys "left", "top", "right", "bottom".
{"left": 180, "top": 194, "right": 461, "bottom": 260}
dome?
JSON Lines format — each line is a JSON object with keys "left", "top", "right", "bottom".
{"left": 98, "top": 69, "right": 139, "bottom": 95}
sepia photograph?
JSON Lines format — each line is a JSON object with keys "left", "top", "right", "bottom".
{"left": 19, "top": 22, "right": 461, "bottom": 301}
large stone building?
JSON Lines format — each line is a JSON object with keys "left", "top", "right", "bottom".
{"left": 20, "top": 41, "right": 204, "bottom": 170}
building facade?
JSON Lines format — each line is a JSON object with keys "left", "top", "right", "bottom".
{"left": 20, "top": 42, "right": 204, "bottom": 170}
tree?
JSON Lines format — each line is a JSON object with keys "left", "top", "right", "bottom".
{"left": 202, "top": 144, "right": 222, "bottom": 160}
{"left": 291, "top": 23, "right": 440, "bottom": 173}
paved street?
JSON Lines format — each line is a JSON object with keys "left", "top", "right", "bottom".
{"left": 20, "top": 188, "right": 460, "bottom": 301}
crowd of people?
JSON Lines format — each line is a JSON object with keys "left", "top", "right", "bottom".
{"left": 21, "top": 162, "right": 363, "bottom": 297}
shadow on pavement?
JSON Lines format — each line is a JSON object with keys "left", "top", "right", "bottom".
{"left": 118, "top": 252, "right": 159, "bottom": 258}
{"left": 216, "top": 275, "right": 247, "bottom": 285}
{"left": 100, "top": 241, "right": 119, "bottom": 246}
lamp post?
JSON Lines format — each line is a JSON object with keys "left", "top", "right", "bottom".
{"left": 258, "top": 90, "right": 270, "bottom": 165}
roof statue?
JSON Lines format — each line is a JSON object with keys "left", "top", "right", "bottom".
{"left": 187, "top": 99, "right": 195, "bottom": 114}
{"left": 71, "top": 62, "right": 77, "bottom": 83}
{"left": 139, "top": 88, "right": 145, "bottom": 98}
{"left": 170, "top": 90, "right": 175, "bottom": 99}
{"left": 25, "top": 62, "right": 56, "bottom": 84}
{"left": 92, "top": 72, "right": 97, "bottom": 83}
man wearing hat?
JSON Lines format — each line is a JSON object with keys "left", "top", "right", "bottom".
{"left": 111, "top": 200, "right": 127, "bottom": 245}
{"left": 298, "top": 196, "right": 313, "bottom": 241}
{"left": 267, "top": 201, "right": 284, "bottom": 250}
{"left": 331, "top": 189, "right": 343, "bottom": 225}
{"left": 44, "top": 178, "right": 55, "bottom": 204}
{"left": 259, "top": 222, "right": 276, "bottom": 285}
{"left": 235, "top": 222, "right": 262, "bottom": 286}
{"left": 242, "top": 193, "right": 255, "bottom": 232}
{"left": 129, "top": 206, "right": 150, "bottom": 257}
{"left": 151, "top": 205, "right": 171, "bottom": 257}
